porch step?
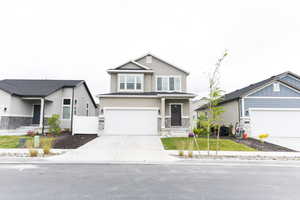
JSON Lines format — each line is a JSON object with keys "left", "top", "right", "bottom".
{"left": 161, "top": 128, "right": 189, "bottom": 137}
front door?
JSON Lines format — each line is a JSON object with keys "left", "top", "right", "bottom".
{"left": 32, "top": 105, "right": 41, "bottom": 124}
{"left": 171, "top": 104, "right": 182, "bottom": 126}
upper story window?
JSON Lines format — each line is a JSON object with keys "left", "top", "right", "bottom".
{"left": 156, "top": 76, "right": 181, "bottom": 92}
{"left": 118, "top": 74, "right": 143, "bottom": 92}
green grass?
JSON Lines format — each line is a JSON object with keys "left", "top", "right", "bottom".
{"left": 0, "top": 136, "right": 54, "bottom": 148}
{"left": 161, "top": 137, "right": 256, "bottom": 151}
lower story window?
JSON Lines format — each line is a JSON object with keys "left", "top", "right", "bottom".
{"left": 62, "top": 99, "right": 71, "bottom": 119}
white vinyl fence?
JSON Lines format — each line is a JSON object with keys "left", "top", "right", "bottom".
{"left": 72, "top": 116, "right": 99, "bottom": 135}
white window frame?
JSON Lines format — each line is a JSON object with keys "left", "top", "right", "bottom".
{"left": 118, "top": 74, "right": 144, "bottom": 92}
{"left": 62, "top": 98, "right": 72, "bottom": 120}
{"left": 156, "top": 75, "right": 181, "bottom": 92}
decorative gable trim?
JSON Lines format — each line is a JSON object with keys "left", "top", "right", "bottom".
{"left": 113, "top": 61, "right": 151, "bottom": 70}
{"left": 134, "top": 53, "right": 190, "bottom": 75}
{"left": 244, "top": 80, "right": 300, "bottom": 98}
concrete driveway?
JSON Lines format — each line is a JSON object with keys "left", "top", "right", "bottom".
{"left": 49, "top": 136, "right": 177, "bottom": 163}
{"left": 266, "top": 138, "right": 300, "bottom": 151}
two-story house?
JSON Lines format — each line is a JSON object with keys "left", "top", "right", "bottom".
{"left": 98, "top": 54, "right": 196, "bottom": 136}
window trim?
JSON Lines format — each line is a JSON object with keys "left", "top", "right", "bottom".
{"left": 117, "top": 74, "right": 144, "bottom": 92}
{"left": 155, "top": 75, "right": 181, "bottom": 92}
{"left": 62, "top": 98, "right": 72, "bottom": 120}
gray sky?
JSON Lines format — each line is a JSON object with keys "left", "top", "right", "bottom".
{"left": 1, "top": 0, "right": 299, "bottom": 101}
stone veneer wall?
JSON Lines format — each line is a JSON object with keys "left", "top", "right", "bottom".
{"left": 0, "top": 116, "right": 32, "bottom": 129}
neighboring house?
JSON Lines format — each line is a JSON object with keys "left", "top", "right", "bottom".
{"left": 0, "top": 79, "right": 97, "bottom": 132}
{"left": 191, "top": 98, "right": 208, "bottom": 128}
{"left": 196, "top": 71, "right": 300, "bottom": 138}
{"left": 98, "top": 53, "right": 196, "bottom": 136}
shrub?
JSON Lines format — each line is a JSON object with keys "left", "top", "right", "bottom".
{"left": 193, "top": 128, "right": 201, "bottom": 136}
{"left": 175, "top": 141, "right": 186, "bottom": 157}
{"left": 29, "top": 149, "right": 38, "bottom": 157}
{"left": 41, "top": 138, "right": 53, "bottom": 155}
{"left": 179, "top": 150, "right": 184, "bottom": 157}
{"left": 48, "top": 114, "right": 61, "bottom": 135}
{"left": 187, "top": 140, "right": 194, "bottom": 158}
{"left": 26, "top": 140, "right": 38, "bottom": 157}
{"left": 61, "top": 128, "right": 71, "bottom": 134}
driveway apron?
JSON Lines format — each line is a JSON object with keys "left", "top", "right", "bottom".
{"left": 48, "top": 136, "right": 177, "bottom": 163}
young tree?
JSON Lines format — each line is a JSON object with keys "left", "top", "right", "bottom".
{"left": 206, "top": 50, "right": 228, "bottom": 156}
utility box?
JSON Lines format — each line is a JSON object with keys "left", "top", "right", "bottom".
{"left": 34, "top": 135, "right": 40, "bottom": 148}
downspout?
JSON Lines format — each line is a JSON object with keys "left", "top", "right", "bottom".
{"left": 42, "top": 97, "right": 45, "bottom": 135}
{"left": 70, "top": 87, "right": 75, "bottom": 134}
{"left": 238, "top": 97, "right": 241, "bottom": 124}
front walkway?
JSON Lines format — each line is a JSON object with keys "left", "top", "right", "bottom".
{"left": 48, "top": 136, "right": 177, "bottom": 163}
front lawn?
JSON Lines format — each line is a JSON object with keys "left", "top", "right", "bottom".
{"left": 161, "top": 137, "right": 256, "bottom": 151}
{"left": 0, "top": 136, "right": 54, "bottom": 148}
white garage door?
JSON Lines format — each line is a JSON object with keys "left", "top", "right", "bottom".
{"left": 250, "top": 109, "right": 300, "bottom": 138}
{"left": 104, "top": 108, "right": 158, "bottom": 135}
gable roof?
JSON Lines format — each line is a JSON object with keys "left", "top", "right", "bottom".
{"left": 134, "top": 53, "right": 190, "bottom": 75}
{"left": 0, "top": 79, "right": 97, "bottom": 107}
{"left": 196, "top": 71, "right": 300, "bottom": 110}
{"left": 108, "top": 60, "right": 153, "bottom": 73}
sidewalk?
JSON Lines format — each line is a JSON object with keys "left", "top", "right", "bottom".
{"left": 0, "top": 148, "right": 300, "bottom": 164}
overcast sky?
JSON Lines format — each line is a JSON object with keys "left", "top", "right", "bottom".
{"left": 1, "top": 0, "right": 299, "bottom": 101}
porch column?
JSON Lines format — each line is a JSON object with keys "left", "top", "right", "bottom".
{"left": 161, "top": 98, "right": 165, "bottom": 129}
{"left": 39, "top": 98, "right": 45, "bottom": 128}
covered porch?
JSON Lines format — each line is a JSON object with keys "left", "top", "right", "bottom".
{"left": 159, "top": 96, "right": 193, "bottom": 136}
{"left": 0, "top": 97, "right": 51, "bottom": 131}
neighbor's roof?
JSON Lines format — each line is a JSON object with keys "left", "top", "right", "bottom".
{"left": 0, "top": 79, "right": 97, "bottom": 107}
{"left": 196, "top": 71, "right": 300, "bottom": 111}
{"left": 0, "top": 79, "right": 83, "bottom": 97}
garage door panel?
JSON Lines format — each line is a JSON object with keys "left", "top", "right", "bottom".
{"left": 250, "top": 109, "right": 300, "bottom": 138}
{"left": 104, "top": 108, "right": 158, "bottom": 135}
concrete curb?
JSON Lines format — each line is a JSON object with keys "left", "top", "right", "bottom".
{"left": 167, "top": 150, "right": 300, "bottom": 157}
{"left": 1, "top": 159, "right": 300, "bottom": 168}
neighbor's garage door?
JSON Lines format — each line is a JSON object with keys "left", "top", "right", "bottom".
{"left": 104, "top": 108, "right": 158, "bottom": 135}
{"left": 250, "top": 109, "right": 300, "bottom": 138}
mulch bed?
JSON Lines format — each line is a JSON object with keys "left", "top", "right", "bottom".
{"left": 52, "top": 133, "right": 98, "bottom": 149}
{"left": 229, "top": 137, "right": 296, "bottom": 152}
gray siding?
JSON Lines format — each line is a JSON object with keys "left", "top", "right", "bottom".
{"left": 100, "top": 97, "right": 160, "bottom": 109}
{"left": 74, "top": 83, "right": 96, "bottom": 117}
{"left": 281, "top": 75, "right": 300, "bottom": 88}
{"left": 110, "top": 74, "right": 118, "bottom": 93}
{"left": 0, "top": 89, "right": 11, "bottom": 116}
{"left": 249, "top": 83, "right": 300, "bottom": 97}
{"left": 135, "top": 56, "right": 188, "bottom": 92}
{"left": 198, "top": 100, "right": 240, "bottom": 126}
{"left": 244, "top": 98, "right": 300, "bottom": 116}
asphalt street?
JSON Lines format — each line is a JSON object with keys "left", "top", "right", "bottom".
{"left": 0, "top": 163, "right": 299, "bottom": 200}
